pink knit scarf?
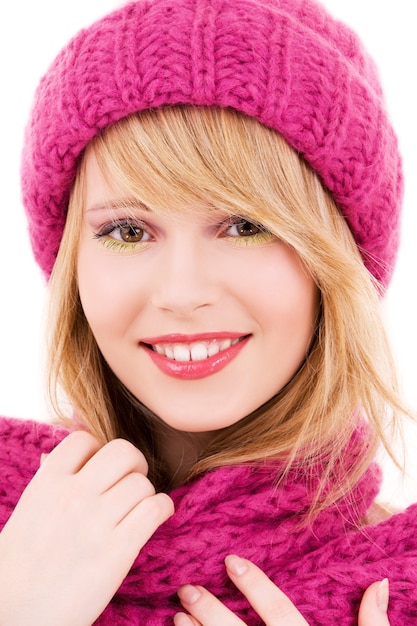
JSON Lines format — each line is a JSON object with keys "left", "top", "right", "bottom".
{"left": 1, "top": 416, "right": 416, "bottom": 624}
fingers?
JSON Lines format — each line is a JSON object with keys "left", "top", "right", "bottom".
{"left": 99, "top": 470, "right": 156, "bottom": 526}
{"left": 177, "top": 556, "right": 309, "bottom": 626}
{"left": 225, "top": 556, "right": 309, "bottom": 625}
{"left": 42, "top": 432, "right": 170, "bottom": 525}
{"left": 174, "top": 612, "right": 202, "bottom": 626}
{"left": 39, "top": 431, "right": 149, "bottom": 493}
{"left": 116, "top": 492, "right": 175, "bottom": 553}
{"left": 39, "top": 431, "right": 101, "bottom": 474}
{"left": 38, "top": 430, "right": 175, "bottom": 548}
{"left": 80, "top": 437, "right": 149, "bottom": 493}
{"left": 358, "top": 579, "right": 391, "bottom": 626}
{"left": 176, "top": 584, "right": 245, "bottom": 626}
{"left": 176, "top": 557, "right": 391, "bottom": 626}
{"left": 2, "top": 431, "right": 174, "bottom": 626}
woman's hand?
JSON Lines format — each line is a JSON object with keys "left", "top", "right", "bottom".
{"left": 0, "top": 431, "right": 174, "bottom": 626}
{"left": 174, "top": 555, "right": 390, "bottom": 626}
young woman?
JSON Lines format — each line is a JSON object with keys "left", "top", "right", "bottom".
{"left": 0, "top": 0, "right": 416, "bottom": 624}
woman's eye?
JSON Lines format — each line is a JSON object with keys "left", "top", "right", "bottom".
{"left": 221, "top": 216, "right": 275, "bottom": 247}
{"left": 94, "top": 220, "right": 152, "bottom": 248}
{"left": 225, "top": 218, "right": 265, "bottom": 237}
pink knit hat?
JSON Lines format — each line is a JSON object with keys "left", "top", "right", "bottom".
{"left": 22, "top": 0, "right": 402, "bottom": 288}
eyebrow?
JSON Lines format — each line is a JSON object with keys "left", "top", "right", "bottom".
{"left": 86, "top": 198, "right": 151, "bottom": 213}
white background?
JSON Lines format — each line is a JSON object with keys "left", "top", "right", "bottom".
{"left": 0, "top": 1, "right": 416, "bottom": 506}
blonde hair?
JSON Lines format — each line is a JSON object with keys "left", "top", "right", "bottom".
{"left": 47, "top": 106, "right": 407, "bottom": 513}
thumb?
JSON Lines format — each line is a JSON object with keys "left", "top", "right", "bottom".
{"left": 358, "top": 579, "right": 390, "bottom": 626}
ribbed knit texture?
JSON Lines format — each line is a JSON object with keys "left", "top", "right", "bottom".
{"left": 1, "top": 416, "right": 416, "bottom": 624}
{"left": 21, "top": 0, "right": 402, "bottom": 288}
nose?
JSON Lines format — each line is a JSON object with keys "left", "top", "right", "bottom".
{"left": 150, "top": 239, "right": 219, "bottom": 317}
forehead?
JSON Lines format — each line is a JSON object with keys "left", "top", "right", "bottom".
{"left": 82, "top": 149, "right": 231, "bottom": 225}
{"left": 84, "top": 149, "right": 117, "bottom": 206}
{"left": 79, "top": 108, "right": 280, "bottom": 220}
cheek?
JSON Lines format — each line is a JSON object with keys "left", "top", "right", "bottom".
{"left": 256, "top": 269, "right": 318, "bottom": 389}
{"left": 250, "top": 252, "right": 318, "bottom": 337}
{"left": 77, "top": 245, "right": 134, "bottom": 336}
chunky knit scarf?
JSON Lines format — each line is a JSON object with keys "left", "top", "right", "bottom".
{"left": 1, "top": 416, "right": 416, "bottom": 624}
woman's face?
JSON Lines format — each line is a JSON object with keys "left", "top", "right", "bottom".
{"left": 77, "top": 151, "right": 319, "bottom": 432}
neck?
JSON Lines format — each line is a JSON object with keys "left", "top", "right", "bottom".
{"left": 155, "top": 424, "right": 217, "bottom": 488}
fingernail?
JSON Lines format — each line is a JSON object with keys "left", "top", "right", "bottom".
{"left": 178, "top": 584, "right": 201, "bottom": 605}
{"left": 225, "top": 554, "right": 248, "bottom": 576}
{"left": 174, "top": 612, "right": 194, "bottom": 626}
{"left": 376, "top": 578, "right": 389, "bottom": 613}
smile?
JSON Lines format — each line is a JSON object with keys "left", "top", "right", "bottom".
{"left": 140, "top": 333, "right": 250, "bottom": 380}
{"left": 150, "top": 338, "right": 241, "bottom": 362}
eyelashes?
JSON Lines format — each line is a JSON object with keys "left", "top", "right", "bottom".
{"left": 223, "top": 218, "right": 274, "bottom": 246}
{"left": 93, "top": 219, "right": 152, "bottom": 251}
{"left": 93, "top": 216, "right": 274, "bottom": 252}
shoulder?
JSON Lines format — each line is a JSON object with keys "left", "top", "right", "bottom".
{"left": 0, "top": 416, "right": 69, "bottom": 527}
{"left": 0, "top": 415, "right": 69, "bottom": 465}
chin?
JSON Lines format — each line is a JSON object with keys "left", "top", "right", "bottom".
{"left": 154, "top": 408, "right": 246, "bottom": 434}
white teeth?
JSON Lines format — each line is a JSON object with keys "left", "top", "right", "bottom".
{"left": 152, "top": 337, "right": 242, "bottom": 362}
{"left": 173, "top": 345, "right": 191, "bottom": 362}
{"left": 207, "top": 342, "right": 220, "bottom": 357}
{"left": 219, "top": 339, "right": 232, "bottom": 351}
{"left": 190, "top": 342, "right": 208, "bottom": 361}
{"left": 165, "top": 346, "right": 175, "bottom": 360}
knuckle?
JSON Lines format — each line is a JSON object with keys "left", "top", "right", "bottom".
{"left": 108, "top": 438, "right": 149, "bottom": 473}
{"left": 67, "top": 430, "right": 101, "bottom": 448}
{"left": 128, "top": 471, "right": 156, "bottom": 497}
{"left": 197, "top": 592, "right": 217, "bottom": 614}
{"left": 143, "top": 492, "right": 175, "bottom": 522}
{"left": 48, "top": 430, "right": 100, "bottom": 463}
{"left": 107, "top": 438, "right": 135, "bottom": 455}
{"left": 159, "top": 492, "right": 175, "bottom": 516}
{"left": 268, "top": 599, "right": 297, "bottom": 621}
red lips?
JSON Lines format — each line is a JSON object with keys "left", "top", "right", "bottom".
{"left": 140, "top": 333, "right": 250, "bottom": 380}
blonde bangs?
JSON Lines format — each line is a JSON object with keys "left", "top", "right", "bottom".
{"left": 89, "top": 107, "right": 368, "bottom": 287}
